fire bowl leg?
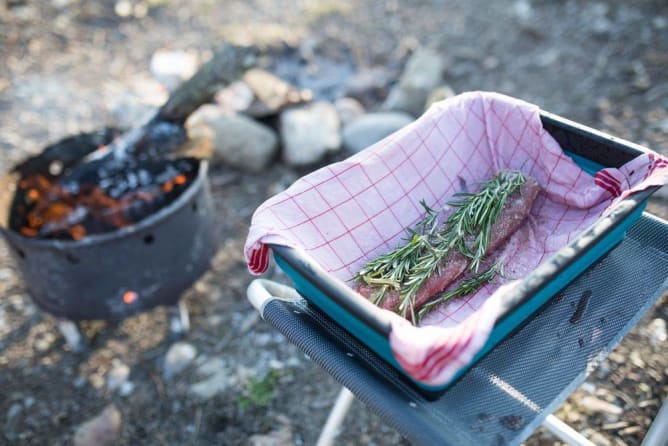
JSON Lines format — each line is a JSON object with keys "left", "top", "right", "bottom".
{"left": 57, "top": 319, "right": 86, "bottom": 353}
{"left": 168, "top": 300, "right": 190, "bottom": 339}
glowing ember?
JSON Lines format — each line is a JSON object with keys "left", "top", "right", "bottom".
{"left": 122, "top": 290, "right": 139, "bottom": 304}
{"left": 10, "top": 158, "right": 197, "bottom": 240}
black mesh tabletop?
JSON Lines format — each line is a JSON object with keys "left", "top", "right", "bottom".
{"left": 259, "top": 214, "right": 668, "bottom": 446}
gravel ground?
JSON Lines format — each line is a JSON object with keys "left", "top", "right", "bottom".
{"left": 0, "top": 1, "right": 666, "bottom": 445}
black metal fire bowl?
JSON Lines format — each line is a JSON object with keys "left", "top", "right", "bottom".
{"left": 0, "top": 136, "right": 218, "bottom": 322}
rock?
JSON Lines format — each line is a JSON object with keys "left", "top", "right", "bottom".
{"left": 588, "top": 3, "right": 611, "bottom": 36}
{"left": 163, "top": 342, "right": 197, "bottom": 380}
{"left": 342, "top": 112, "right": 414, "bottom": 153}
{"left": 150, "top": 49, "right": 199, "bottom": 91}
{"left": 114, "top": 0, "right": 132, "bottom": 17}
{"left": 344, "top": 67, "right": 393, "bottom": 108}
{"left": 589, "top": 431, "right": 613, "bottom": 446}
{"left": 579, "top": 396, "right": 623, "bottom": 417}
{"left": 190, "top": 371, "right": 237, "bottom": 400}
{"left": 73, "top": 404, "right": 122, "bottom": 446}
{"left": 280, "top": 102, "right": 341, "bottom": 166}
{"left": 6, "top": 403, "right": 21, "bottom": 423}
{"left": 0, "top": 268, "right": 13, "bottom": 281}
{"left": 195, "top": 356, "right": 227, "bottom": 378}
{"left": 106, "top": 359, "right": 130, "bottom": 392}
{"left": 189, "top": 356, "right": 235, "bottom": 400}
{"left": 424, "top": 85, "right": 456, "bottom": 110}
{"left": 243, "top": 69, "right": 312, "bottom": 118}
{"left": 513, "top": 0, "right": 533, "bottom": 23}
{"left": 187, "top": 106, "right": 279, "bottom": 172}
{"left": 334, "top": 97, "right": 365, "bottom": 127}
{"left": 647, "top": 318, "right": 667, "bottom": 346}
{"left": 631, "top": 60, "right": 651, "bottom": 90}
{"left": 73, "top": 376, "right": 87, "bottom": 389}
{"left": 118, "top": 382, "right": 135, "bottom": 397}
{"left": 383, "top": 48, "right": 445, "bottom": 116}
{"left": 629, "top": 350, "right": 645, "bottom": 368}
{"left": 214, "top": 80, "right": 255, "bottom": 114}
{"left": 248, "top": 416, "right": 293, "bottom": 446}
{"left": 34, "top": 331, "right": 56, "bottom": 352}
{"left": 0, "top": 305, "right": 6, "bottom": 335}
{"left": 595, "top": 360, "right": 612, "bottom": 380}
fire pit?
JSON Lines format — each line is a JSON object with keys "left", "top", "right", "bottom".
{"left": 0, "top": 132, "right": 217, "bottom": 322}
{"left": 0, "top": 43, "right": 257, "bottom": 348}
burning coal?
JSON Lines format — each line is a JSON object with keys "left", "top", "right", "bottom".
{"left": 10, "top": 157, "right": 197, "bottom": 240}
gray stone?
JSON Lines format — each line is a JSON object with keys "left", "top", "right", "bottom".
{"left": 342, "top": 112, "right": 414, "bottom": 153}
{"left": 383, "top": 48, "right": 445, "bottom": 116}
{"left": 73, "top": 404, "right": 122, "bottom": 446}
{"left": 334, "top": 97, "right": 365, "bottom": 127}
{"left": 248, "top": 417, "right": 293, "bottom": 446}
{"left": 106, "top": 359, "right": 130, "bottom": 392}
{"left": 187, "top": 106, "right": 279, "bottom": 172}
{"left": 588, "top": 3, "right": 612, "bottom": 37}
{"left": 34, "top": 332, "right": 56, "bottom": 352}
{"left": 195, "top": 356, "right": 227, "bottom": 378}
{"left": 579, "top": 396, "right": 623, "bottom": 417}
{"left": 280, "top": 102, "right": 341, "bottom": 166}
{"left": 513, "top": 0, "right": 533, "bottom": 23}
{"left": 118, "top": 382, "right": 135, "bottom": 397}
{"left": 344, "top": 67, "right": 393, "bottom": 107}
{"left": 214, "top": 80, "right": 255, "bottom": 114}
{"left": 0, "top": 305, "right": 6, "bottom": 335}
{"left": 6, "top": 403, "right": 21, "bottom": 423}
{"left": 163, "top": 342, "right": 197, "bottom": 380}
{"left": 187, "top": 356, "right": 233, "bottom": 400}
{"left": 647, "top": 318, "right": 667, "bottom": 346}
{"left": 190, "top": 371, "right": 237, "bottom": 400}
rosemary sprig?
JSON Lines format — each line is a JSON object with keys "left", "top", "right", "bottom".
{"left": 356, "top": 170, "right": 526, "bottom": 323}
{"left": 415, "top": 260, "right": 503, "bottom": 324}
{"left": 355, "top": 200, "right": 441, "bottom": 305}
{"left": 445, "top": 170, "right": 526, "bottom": 272}
{"left": 397, "top": 171, "right": 526, "bottom": 319}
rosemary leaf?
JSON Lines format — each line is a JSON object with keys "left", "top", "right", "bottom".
{"left": 416, "top": 260, "right": 503, "bottom": 324}
{"left": 355, "top": 200, "right": 442, "bottom": 305}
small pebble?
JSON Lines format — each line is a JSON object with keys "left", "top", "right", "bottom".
{"left": 114, "top": 0, "right": 132, "bottom": 17}
{"left": 6, "top": 403, "right": 22, "bottom": 422}
{"left": 647, "top": 318, "right": 667, "bottom": 346}
{"left": 73, "top": 404, "right": 122, "bottom": 446}
{"left": 580, "top": 396, "right": 623, "bottom": 416}
{"left": 106, "top": 359, "right": 130, "bottom": 392}
{"left": 163, "top": 342, "right": 197, "bottom": 380}
{"left": 119, "top": 381, "right": 135, "bottom": 397}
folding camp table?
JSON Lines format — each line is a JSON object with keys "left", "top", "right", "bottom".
{"left": 247, "top": 213, "right": 668, "bottom": 446}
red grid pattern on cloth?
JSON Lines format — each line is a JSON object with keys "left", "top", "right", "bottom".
{"left": 244, "top": 92, "right": 668, "bottom": 385}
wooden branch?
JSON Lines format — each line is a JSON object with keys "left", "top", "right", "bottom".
{"left": 156, "top": 44, "right": 259, "bottom": 124}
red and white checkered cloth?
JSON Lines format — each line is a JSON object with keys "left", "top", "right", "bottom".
{"left": 245, "top": 92, "right": 668, "bottom": 385}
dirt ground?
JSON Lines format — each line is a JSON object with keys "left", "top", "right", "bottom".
{"left": 0, "top": 0, "right": 667, "bottom": 445}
